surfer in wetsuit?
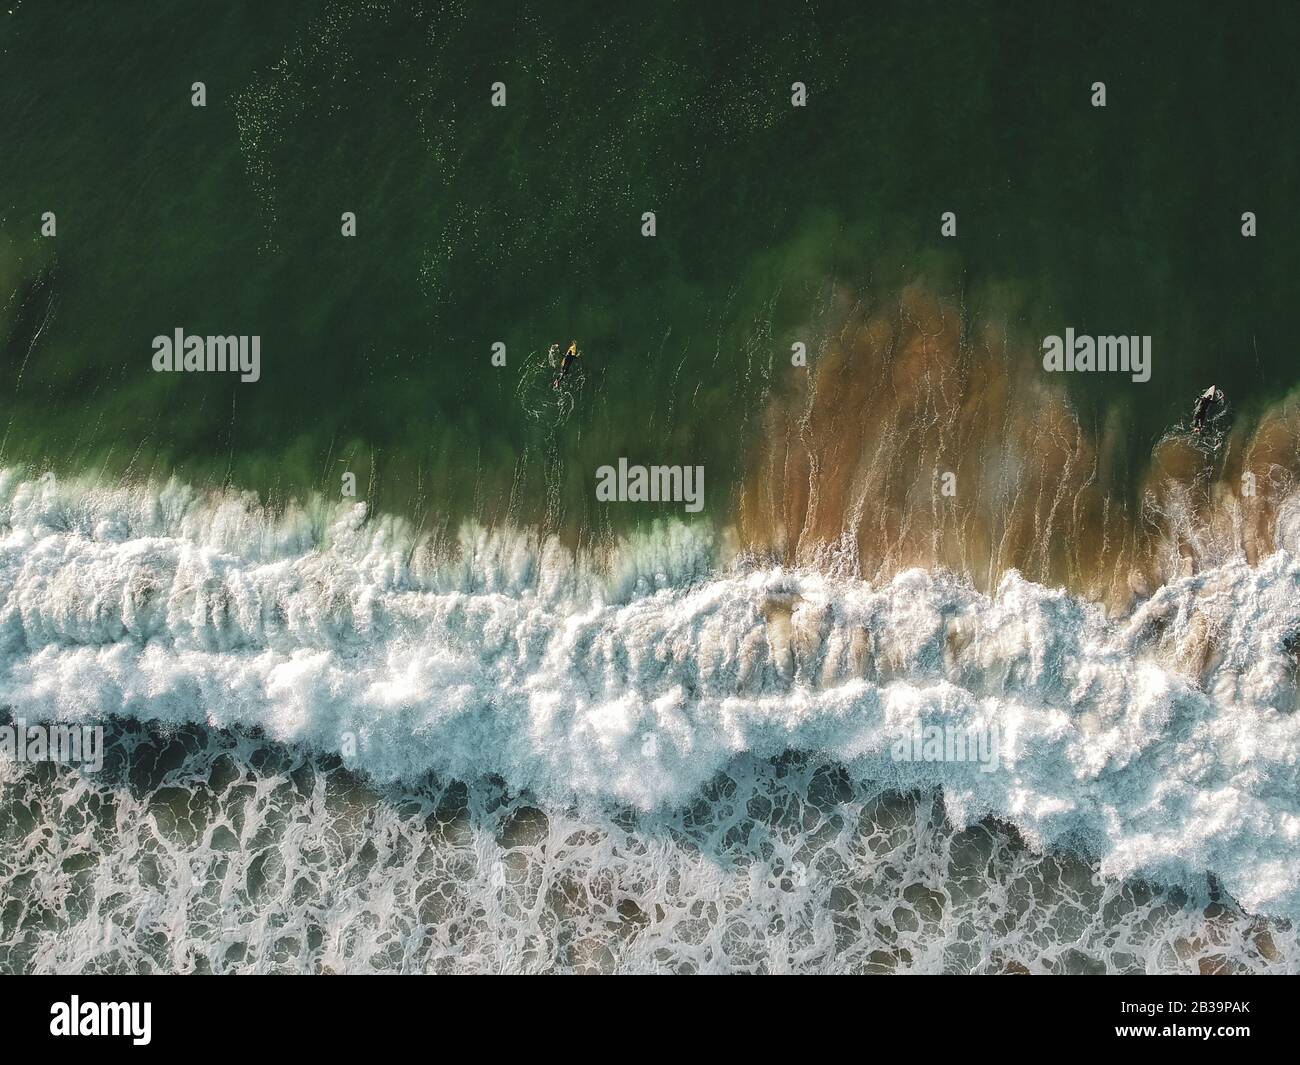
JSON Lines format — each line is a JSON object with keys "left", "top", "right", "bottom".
{"left": 552, "top": 341, "right": 580, "bottom": 388}
{"left": 1192, "top": 385, "right": 1224, "bottom": 434}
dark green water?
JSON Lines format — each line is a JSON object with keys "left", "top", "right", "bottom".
{"left": 2, "top": 0, "right": 1297, "bottom": 532}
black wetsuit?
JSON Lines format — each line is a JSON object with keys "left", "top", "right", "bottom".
{"left": 556, "top": 350, "right": 578, "bottom": 381}
{"left": 1192, "top": 397, "right": 1211, "bottom": 432}
{"left": 1192, "top": 390, "right": 1220, "bottom": 433}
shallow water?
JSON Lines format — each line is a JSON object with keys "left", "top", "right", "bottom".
{"left": 3, "top": 721, "right": 1292, "bottom": 974}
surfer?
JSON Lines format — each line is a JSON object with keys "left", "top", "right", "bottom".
{"left": 1192, "top": 385, "right": 1224, "bottom": 434}
{"left": 552, "top": 341, "right": 580, "bottom": 388}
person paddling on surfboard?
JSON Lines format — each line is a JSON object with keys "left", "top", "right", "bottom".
{"left": 1192, "top": 385, "right": 1224, "bottom": 434}
{"left": 552, "top": 341, "right": 580, "bottom": 388}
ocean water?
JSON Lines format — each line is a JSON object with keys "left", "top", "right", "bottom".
{"left": 3, "top": 1, "right": 1300, "bottom": 973}
{"left": 1, "top": 472, "right": 1298, "bottom": 972}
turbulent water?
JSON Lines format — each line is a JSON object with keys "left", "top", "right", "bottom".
{"left": 2, "top": 469, "right": 1298, "bottom": 972}
{"left": 4, "top": 0, "right": 1299, "bottom": 975}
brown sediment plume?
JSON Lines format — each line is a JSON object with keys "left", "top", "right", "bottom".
{"left": 738, "top": 284, "right": 1300, "bottom": 609}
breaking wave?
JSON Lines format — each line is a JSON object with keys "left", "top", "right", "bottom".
{"left": 3, "top": 466, "right": 1300, "bottom": 951}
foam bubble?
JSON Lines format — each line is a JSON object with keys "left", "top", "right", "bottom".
{"left": 3, "top": 471, "right": 1300, "bottom": 922}
{"left": 2, "top": 725, "right": 1293, "bottom": 974}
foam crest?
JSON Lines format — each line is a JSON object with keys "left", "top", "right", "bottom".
{"left": 4, "top": 470, "right": 1300, "bottom": 919}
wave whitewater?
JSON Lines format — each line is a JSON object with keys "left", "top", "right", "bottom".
{"left": 3, "top": 469, "right": 1300, "bottom": 925}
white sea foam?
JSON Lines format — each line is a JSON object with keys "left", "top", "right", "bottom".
{"left": 3, "top": 469, "right": 1300, "bottom": 921}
